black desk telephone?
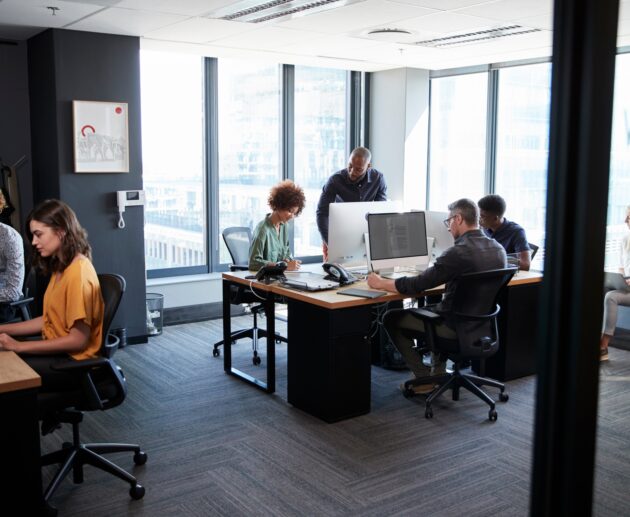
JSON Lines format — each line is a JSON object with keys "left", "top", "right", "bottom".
{"left": 322, "top": 263, "right": 358, "bottom": 286}
{"left": 247, "top": 261, "right": 287, "bottom": 283}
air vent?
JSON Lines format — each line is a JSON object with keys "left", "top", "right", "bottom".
{"left": 207, "top": 0, "right": 365, "bottom": 24}
{"left": 414, "top": 25, "right": 541, "bottom": 48}
{"left": 366, "top": 28, "right": 413, "bottom": 42}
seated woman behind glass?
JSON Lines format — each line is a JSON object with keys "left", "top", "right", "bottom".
{"left": 0, "top": 199, "right": 104, "bottom": 391}
{"left": 249, "top": 180, "right": 306, "bottom": 272}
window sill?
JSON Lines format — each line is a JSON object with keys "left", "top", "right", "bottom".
{"left": 146, "top": 272, "right": 223, "bottom": 287}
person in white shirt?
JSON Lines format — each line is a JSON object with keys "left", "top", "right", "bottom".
{"left": 0, "top": 222, "right": 25, "bottom": 322}
{"left": 600, "top": 206, "right": 630, "bottom": 361}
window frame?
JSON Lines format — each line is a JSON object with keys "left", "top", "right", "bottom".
{"left": 145, "top": 57, "right": 366, "bottom": 278}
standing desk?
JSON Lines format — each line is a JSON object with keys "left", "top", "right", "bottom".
{"left": 221, "top": 270, "right": 543, "bottom": 423}
{"left": 0, "top": 351, "right": 50, "bottom": 514}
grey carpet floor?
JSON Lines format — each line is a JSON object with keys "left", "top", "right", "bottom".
{"left": 39, "top": 316, "right": 630, "bottom": 516}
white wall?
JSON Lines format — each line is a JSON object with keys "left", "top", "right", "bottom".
{"left": 148, "top": 67, "right": 432, "bottom": 310}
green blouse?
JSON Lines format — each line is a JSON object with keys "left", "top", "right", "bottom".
{"left": 248, "top": 214, "right": 292, "bottom": 271}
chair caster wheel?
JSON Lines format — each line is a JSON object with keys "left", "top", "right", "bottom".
{"left": 499, "top": 392, "right": 509, "bottom": 402}
{"left": 489, "top": 409, "right": 498, "bottom": 421}
{"left": 133, "top": 451, "right": 148, "bottom": 465}
{"left": 403, "top": 387, "right": 415, "bottom": 399}
{"left": 212, "top": 349, "right": 220, "bottom": 357}
{"left": 130, "top": 483, "right": 145, "bottom": 500}
{"left": 425, "top": 408, "right": 433, "bottom": 419}
{"left": 253, "top": 355, "right": 261, "bottom": 366}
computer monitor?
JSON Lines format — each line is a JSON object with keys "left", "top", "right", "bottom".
{"left": 327, "top": 200, "right": 402, "bottom": 268}
{"left": 367, "top": 211, "right": 429, "bottom": 272}
{"left": 424, "top": 210, "right": 454, "bottom": 260}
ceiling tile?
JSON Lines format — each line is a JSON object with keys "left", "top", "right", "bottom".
{"left": 114, "top": 0, "right": 234, "bottom": 17}
{"left": 396, "top": 11, "right": 503, "bottom": 34}
{"left": 66, "top": 7, "right": 186, "bottom": 36}
{"left": 388, "top": 0, "right": 498, "bottom": 10}
{"left": 144, "top": 18, "right": 252, "bottom": 44}
{"left": 456, "top": 0, "right": 551, "bottom": 22}
{"left": 210, "top": 26, "right": 320, "bottom": 50}
{"left": 0, "top": 0, "right": 104, "bottom": 29}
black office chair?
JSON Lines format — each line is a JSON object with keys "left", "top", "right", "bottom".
{"left": 38, "top": 273, "right": 147, "bottom": 502}
{"left": 529, "top": 243, "right": 539, "bottom": 260}
{"left": 401, "top": 267, "right": 517, "bottom": 421}
{"left": 212, "top": 227, "right": 288, "bottom": 365}
{"left": 8, "top": 267, "right": 35, "bottom": 321}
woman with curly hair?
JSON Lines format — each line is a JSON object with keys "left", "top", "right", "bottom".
{"left": 0, "top": 199, "right": 104, "bottom": 390}
{"left": 249, "top": 180, "right": 306, "bottom": 271}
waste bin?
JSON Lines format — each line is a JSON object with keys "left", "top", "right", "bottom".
{"left": 146, "top": 293, "right": 164, "bottom": 336}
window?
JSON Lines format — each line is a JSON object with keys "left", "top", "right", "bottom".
{"left": 428, "top": 73, "right": 488, "bottom": 211}
{"left": 495, "top": 63, "right": 551, "bottom": 269}
{"left": 216, "top": 60, "right": 282, "bottom": 265}
{"left": 607, "top": 52, "right": 630, "bottom": 269}
{"left": 141, "top": 51, "right": 205, "bottom": 276}
{"left": 293, "top": 66, "right": 348, "bottom": 257}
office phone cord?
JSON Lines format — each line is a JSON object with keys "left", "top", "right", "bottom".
{"left": 247, "top": 280, "right": 269, "bottom": 301}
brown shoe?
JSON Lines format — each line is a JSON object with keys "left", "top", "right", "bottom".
{"left": 400, "top": 382, "right": 435, "bottom": 395}
{"left": 600, "top": 347, "right": 609, "bottom": 362}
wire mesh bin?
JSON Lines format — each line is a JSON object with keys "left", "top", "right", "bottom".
{"left": 146, "top": 293, "right": 164, "bottom": 336}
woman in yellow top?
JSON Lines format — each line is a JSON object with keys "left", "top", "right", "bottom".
{"left": 0, "top": 199, "right": 104, "bottom": 391}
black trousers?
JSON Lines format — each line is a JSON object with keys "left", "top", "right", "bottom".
{"left": 0, "top": 303, "right": 16, "bottom": 323}
{"left": 20, "top": 354, "right": 81, "bottom": 393}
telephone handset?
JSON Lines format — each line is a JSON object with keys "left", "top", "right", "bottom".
{"left": 253, "top": 261, "right": 288, "bottom": 283}
{"left": 322, "top": 263, "right": 358, "bottom": 286}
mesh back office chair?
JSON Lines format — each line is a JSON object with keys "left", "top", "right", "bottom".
{"left": 7, "top": 267, "right": 35, "bottom": 321}
{"left": 529, "top": 243, "right": 539, "bottom": 259}
{"left": 401, "top": 268, "right": 517, "bottom": 421}
{"left": 212, "top": 227, "right": 287, "bottom": 365}
{"left": 38, "top": 274, "right": 147, "bottom": 502}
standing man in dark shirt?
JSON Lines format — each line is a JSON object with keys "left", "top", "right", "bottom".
{"left": 478, "top": 194, "right": 531, "bottom": 271}
{"left": 316, "top": 147, "right": 387, "bottom": 259}
{"left": 367, "top": 198, "right": 506, "bottom": 393}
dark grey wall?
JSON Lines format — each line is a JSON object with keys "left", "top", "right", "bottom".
{"left": 0, "top": 40, "right": 34, "bottom": 223}
{"left": 27, "top": 29, "right": 146, "bottom": 340}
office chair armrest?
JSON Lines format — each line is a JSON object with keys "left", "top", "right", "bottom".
{"left": 50, "top": 357, "right": 109, "bottom": 372}
{"left": 454, "top": 304, "right": 501, "bottom": 321}
{"left": 102, "top": 333, "right": 120, "bottom": 358}
{"left": 8, "top": 296, "right": 34, "bottom": 308}
{"left": 229, "top": 264, "right": 249, "bottom": 271}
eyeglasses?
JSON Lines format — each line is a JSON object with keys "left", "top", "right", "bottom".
{"left": 443, "top": 215, "right": 457, "bottom": 228}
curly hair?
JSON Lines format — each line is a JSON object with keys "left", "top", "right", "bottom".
{"left": 268, "top": 180, "right": 306, "bottom": 216}
{"left": 26, "top": 199, "right": 92, "bottom": 275}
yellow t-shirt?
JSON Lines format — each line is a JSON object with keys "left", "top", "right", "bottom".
{"left": 42, "top": 257, "right": 104, "bottom": 360}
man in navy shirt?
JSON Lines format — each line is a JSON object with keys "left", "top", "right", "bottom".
{"left": 316, "top": 147, "right": 387, "bottom": 259}
{"left": 478, "top": 194, "right": 531, "bottom": 271}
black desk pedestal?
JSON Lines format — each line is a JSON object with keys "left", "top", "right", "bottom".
{"left": 0, "top": 388, "right": 51, "bottom": 515}
{"left": 287, "top": 300, "right": 372, "bottom": 423}
{"left": 473, "top": 281, "right": 541, "bottom": 381}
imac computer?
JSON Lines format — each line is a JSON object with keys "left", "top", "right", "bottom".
{"left": 424, "top": 210, "right": 454, "bottom": 260}
{"left": 367, "top": 211, "right": 429, "bottom": 275}
{"left": 327, "top": 200, "right": 402, "bottom": 269}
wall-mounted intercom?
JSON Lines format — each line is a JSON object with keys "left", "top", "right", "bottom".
{"left": 116, "top": 190, "right": 145, "bottom": 229}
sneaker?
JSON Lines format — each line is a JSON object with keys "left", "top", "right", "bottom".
{"left": 400, "top": 382, "right": 436, "bottom": 395}
{"left": 600, "top": 347, "right": 609, "bottom": 362}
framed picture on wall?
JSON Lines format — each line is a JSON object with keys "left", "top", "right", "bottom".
{"left": 73, "top": 100, "right": 129, "bottom": 173}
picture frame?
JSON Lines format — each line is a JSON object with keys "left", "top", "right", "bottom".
{"left": 73, "top": 100, "right": 129, "bottom": 173}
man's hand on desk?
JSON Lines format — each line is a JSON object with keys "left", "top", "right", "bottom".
{"left": 367, "top": 272, "right": 397, "bottom": 293}
{"left": 286, "top": 259, "right": 302, "bottom": 271}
